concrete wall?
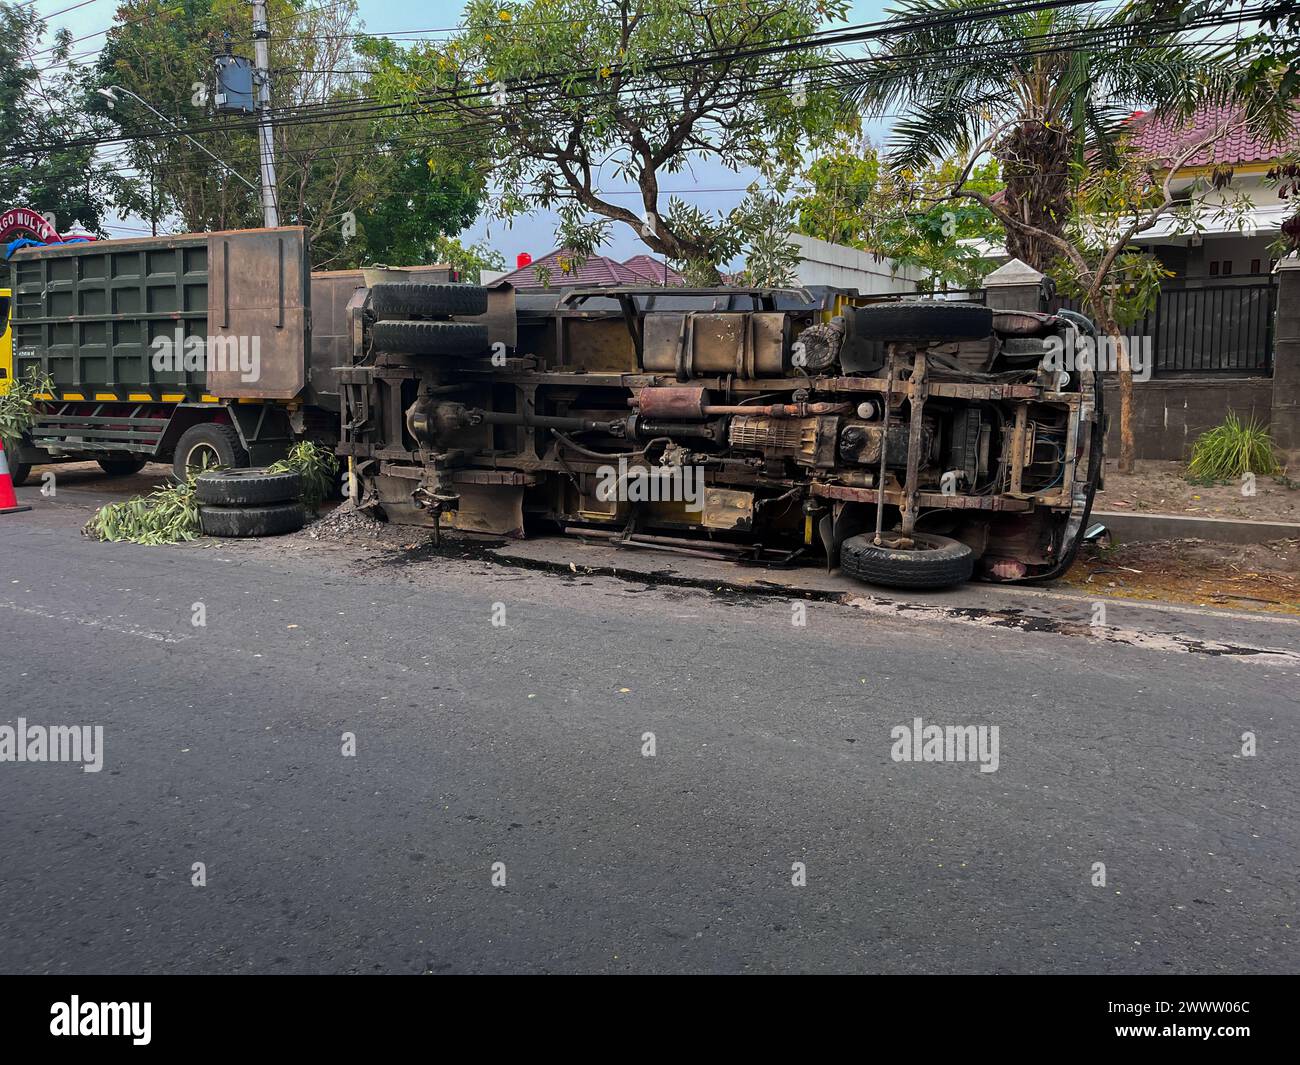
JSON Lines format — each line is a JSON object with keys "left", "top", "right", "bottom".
{"left": 788, "top": 233, "right": 924, "bottom": 294}
{"left": 1101, "top": 377, "right": 1275, "bottom": 460}
{"left": 1273, "top": 258, "right": 1300, "bottom": 465}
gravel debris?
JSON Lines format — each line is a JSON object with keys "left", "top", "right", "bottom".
{"left": 301, "top": 500, "right": 387, "bottom": 542}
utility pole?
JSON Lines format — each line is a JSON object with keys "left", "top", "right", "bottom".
{"left": 251, "top": 0, "right": 280, "bottom": 228}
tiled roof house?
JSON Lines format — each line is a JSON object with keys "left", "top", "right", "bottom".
{"left": 499, "top": 248, "right": 685, "bottom": 290}
{"left": 1121, "top": 104, "right": 1300, "bottom": 280}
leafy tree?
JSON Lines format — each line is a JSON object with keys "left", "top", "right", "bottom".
{"left": 95, "top": 1, "right": 485, "bottom": 266}
{"left": 1, "top": 3, "right": 130, "bottom": 234}
{"left": 794, "top": 137, "right": 1004, "bottom": 290}
{"left": 1034, "top": 120, "right": 1254, "bottom": 471}
{"left": 367, "top": 0, "right": 855, "bottom": 279}
{"left": 429, "top": 234, "right": 507, "bottom": 283}
{"left": 850, "top": 0, "right": 1220, "bottom": 270}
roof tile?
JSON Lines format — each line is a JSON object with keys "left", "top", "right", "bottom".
{"left": 1126, "top": 103, "right": 1300, "bottom": 169}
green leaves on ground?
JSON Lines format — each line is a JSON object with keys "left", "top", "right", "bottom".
{"left": 85, "top": 439, "right": 339, "bottom": 544}
{"left": 83, "top": 477, "right": 202, "bottom": 545}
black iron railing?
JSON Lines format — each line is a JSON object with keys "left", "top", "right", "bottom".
{"left": 1057, "top": 278, "right": 1276, "bottom": 375}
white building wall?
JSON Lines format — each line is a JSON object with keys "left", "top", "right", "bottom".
{"left": 786, "top": 233, "right": 925, "bottom": 294}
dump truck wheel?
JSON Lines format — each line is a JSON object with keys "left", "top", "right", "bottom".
{"left": 173, "top": 423, "right": 246, "bottom": 481}
{"left": 367, "top": 283, "right": 488, "bottom": 318}
{"left": 847, "top": 302, "right": 993, "bottom": 343}
{"left": 199, "top": 501, "right": 305, "bottom": 538}
{"left": 9, "top": 461, "right": 31, "bottom": 486}
{"left": 840, "top": 532, "right": 974, "bottom": 589}
{"left": 97, "top": 456, "right": 148, "bottom": 477}
{"left": 371, "top": 320, "right": 490, "bottom": 357}
{"left": 195, "top": 467, "right": 302, "bottom": 506}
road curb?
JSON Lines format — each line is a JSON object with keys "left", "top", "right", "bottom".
{"left": 1093, "top": 510, "right": 1300, "bottom": 545}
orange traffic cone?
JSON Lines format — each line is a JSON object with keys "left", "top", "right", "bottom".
{"left": 0, "top": 437, "right": 32, "bottom": 515}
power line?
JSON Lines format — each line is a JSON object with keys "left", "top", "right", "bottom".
{"left": 19, "top": 0, "right": 1259, "bottom": 159}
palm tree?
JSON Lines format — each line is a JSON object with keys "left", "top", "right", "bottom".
{"left": 850, "top": 0, "right": 1219, "bottom": 269}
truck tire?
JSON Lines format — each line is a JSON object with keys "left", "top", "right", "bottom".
{"left": 97, "top": 456, "right": 148, "bottom": 477}
{"left": 371, "top": 320, "right": 490, "bottom": 357}
{"left": 367, "top": 283, "right": 488, "bottom": 318}
{"left": 840, "top": 532, "right": 974, "bottom": 589}
{"left": 8, "top": 460, "right": 31, "bottom": 487}
{"left": 173, "top": 423, "right": 247, "bottom": 481}
{"left": 199, "top": 501, "right": 305, "bottom": 538}
{"left": 196, "top": 467, "right": 302, "bottom": 506}
{"left": 847, "top": 302, "right": 993, "bottom": 343}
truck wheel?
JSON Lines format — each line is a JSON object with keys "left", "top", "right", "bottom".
{"left": 195, "top": 467, "right": 302, "bottom": 506}
{"left": 840, "top": 532, "right": 974, "bottom": 589}
{"left": 97, "top": 456, "right": 148, "bottom": 477}
{"left": 199, "top": 501, "right": 305, "bottom": 538}
{"left": 8, "top": 460, "right": 31, "bottom": 487}
{"left": 173, "top": 423, "right": 246, "bottom": 481}
{"left": 846, "top": 302, "right": 993, "bottom": 343}
{"left": 367, "top": 283, "right": 488, "bottom": 318}
{"left": 371, "top": 320, "right": 490, "bottom": 357}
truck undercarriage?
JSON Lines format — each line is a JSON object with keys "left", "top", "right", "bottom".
{"left": 339, "top": 283, "right": 1103, "bottom": 589}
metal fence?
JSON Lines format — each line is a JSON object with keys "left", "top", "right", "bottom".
{"left": 1058, "top": 278, "right": 1276, "bottom": 375}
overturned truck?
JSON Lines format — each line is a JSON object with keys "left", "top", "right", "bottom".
{"left": 338, "top": 282, "right": 1103, "bottom": 589}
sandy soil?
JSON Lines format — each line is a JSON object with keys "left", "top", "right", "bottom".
{"left": 1064, "top": 536, "right": 1300, "bottom": 615}
{"left": 1095, "top": 459, "right": 1300, "bottom": 523}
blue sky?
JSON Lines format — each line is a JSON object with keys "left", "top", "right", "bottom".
{"left": 35, "top": 0, "right": 895, "bottom": 260}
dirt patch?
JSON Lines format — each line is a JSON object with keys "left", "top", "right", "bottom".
{"left": 1096, "top": 459, "right": 1299, "bottom": 523}
{"left": 1064, "top": 536, "right": 1300, "bottom": 615}
{"left": 27, "top": 460, "right": 173, "bottom": 498}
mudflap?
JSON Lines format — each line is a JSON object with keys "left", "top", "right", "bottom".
{"left": 446, "top": 484, "right": 525, "bottom": 538}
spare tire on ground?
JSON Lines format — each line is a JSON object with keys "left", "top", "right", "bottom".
{"left": 839, "top": 532, "right": 974, "bottom": 589}
{"left": 199, "top": 501, "right": 306, "bottom": 538}
{"left": 196, "top": 467, "right": 302, "bottom": 506}
{"left": 367, "top": 283, "right": 488, "bottom": 318}
{"left": 371, "top": 320, "right": 490, "bottom": 357}
{"left": 845, "top": 302, "right": 993, "bottom": 343}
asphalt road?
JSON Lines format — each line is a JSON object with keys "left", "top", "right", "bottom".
{"left": 1, "top": 473, "right": 1298, "bottom": 974}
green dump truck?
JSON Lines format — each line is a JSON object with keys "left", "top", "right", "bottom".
{"left": 3, "top": 226, "right": 347, "bottom": 485}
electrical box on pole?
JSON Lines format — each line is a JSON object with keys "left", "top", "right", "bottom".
{"left": 215, "top": 55, "right": 255, "bottom": 113}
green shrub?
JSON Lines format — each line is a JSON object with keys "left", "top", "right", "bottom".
{"left": 269, "top": 440, "right": 338, "bottom": 511}
{"left": 0, "top": 366, "right": 54, "bottom": 450}
{"left": 1187, "top": 412, "right": 1281, "bottom": 480}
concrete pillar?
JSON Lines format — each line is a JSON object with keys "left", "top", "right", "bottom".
{"left": 981, "top": 258, "right": 1050, "bottom": 313}
{"left": 1272, "top": 257, "right": 1300, "bottom": 466}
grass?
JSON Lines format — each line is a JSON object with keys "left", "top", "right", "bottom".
{"left": 1186, "top": 412, "right": 1281, "bottom": 481}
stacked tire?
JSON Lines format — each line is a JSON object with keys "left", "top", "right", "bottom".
{"left": 196, "top": 468, "right": 306, "bottom": 538}
{"left": 366, "top": 283, "right": 491, "bottom": 357}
